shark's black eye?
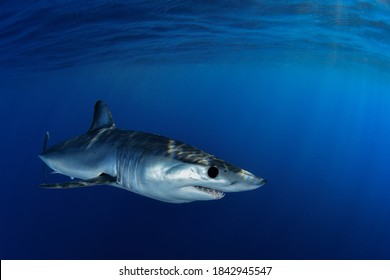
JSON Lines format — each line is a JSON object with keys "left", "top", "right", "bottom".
{"left": 208, "top": 166, "right": 219, "bottom": 178}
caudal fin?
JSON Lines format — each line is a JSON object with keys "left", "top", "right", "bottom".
{"left": 41, "top": 132, "right": 50, "bottom": 180}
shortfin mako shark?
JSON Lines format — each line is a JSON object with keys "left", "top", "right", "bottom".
{"left": 39, "top": 100, "right": 266, "bottom": 203}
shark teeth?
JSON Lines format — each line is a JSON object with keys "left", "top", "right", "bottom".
{"left": 193, "top": 186, "right": 225, "bottom": 198}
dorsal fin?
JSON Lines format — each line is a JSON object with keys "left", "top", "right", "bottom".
{"left": 89, "top": 100, "right": 115, "bottom": 131}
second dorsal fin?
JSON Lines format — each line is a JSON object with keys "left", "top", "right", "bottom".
{"left": 89, "top": 100, "right": 115, "bottom": 131}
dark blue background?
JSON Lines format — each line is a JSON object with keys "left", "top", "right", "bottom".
{"left": 1, "top": 1, "right": 390, "bottom": 259}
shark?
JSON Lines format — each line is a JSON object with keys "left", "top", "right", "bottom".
{"left": 39, "top": 100, "right": 266, "bottom": 203}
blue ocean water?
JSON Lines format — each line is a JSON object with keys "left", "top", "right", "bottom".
{"left": 1, "top": 1, "right": 390, "bottom": 260}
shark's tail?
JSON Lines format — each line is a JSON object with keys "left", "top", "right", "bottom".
{"left": 42, "top": 132, "right": 50, "bottom": 180}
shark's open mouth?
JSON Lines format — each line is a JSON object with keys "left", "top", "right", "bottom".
{"left": 193, "top": 186, "right": 225, "bottom": 198}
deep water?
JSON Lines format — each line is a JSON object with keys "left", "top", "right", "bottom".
{"left": 1, "top": 1, "right": 390, "bottom": 260}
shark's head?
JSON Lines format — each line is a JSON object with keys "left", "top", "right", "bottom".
{"left": 141, "top": 140, "right": 267, "bottom": 203}
{"left": 163, "top": 160, "right": 266, "bottom": 202}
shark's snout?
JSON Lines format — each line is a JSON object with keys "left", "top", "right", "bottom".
{"left": 246, "top": 177, "right": 266, "bottom": 190}
{"left": 254, "top": 177, "right": 267, "bottom": 187}
{"left": 241, "top": 169, "right": 266, "bottom": 184}
{"left": 220, "top": 171, "right": 266, "bottom": 193}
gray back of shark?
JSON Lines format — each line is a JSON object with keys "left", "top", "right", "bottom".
{"left": 39, "top": 100, "right": 266, "bottom": 203}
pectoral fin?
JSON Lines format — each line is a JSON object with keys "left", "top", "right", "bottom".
{"left": 40, "top": 173, "right": 116, "bottom": 189}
